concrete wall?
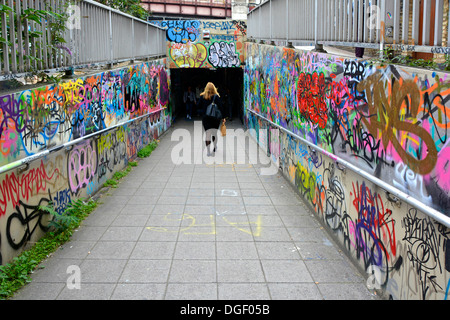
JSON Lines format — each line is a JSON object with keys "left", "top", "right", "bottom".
{"left": 150, "top": 19, "right": 247, "bottom": 69}
{"left": 0, "top": 59, "right": 171, "bottom": 265}
{"left": 243, "top": 42, "right": 450, "bottom": 300}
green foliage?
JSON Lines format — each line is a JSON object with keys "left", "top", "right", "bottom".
{"left": 444, "top": 54, "right": 450, "bottom": 71}
{"left": 0, "top": 138, "right": 157, "bottom": 299}
{"left": 0, "top": 198, "right": 97, "bottom": 300}
{"left": 0, "top": 5, "right": 13, "bottom": 48}
{"left": 103, "top": 161, "right": 139, "bottom": 188}
{"left": 95, "top": 0, "right": 150, "bottom": 20}
{"left": 137, "top": 140, "right": 158, "bottom": 158}
{"left": 390, "top": 54, "right": 438, "bottom": 69}
{"left": 369, "top": 48, "right": 449, "bottom": 71}
{"left": 103, "top": 142, "right": 157, "bottom": 189}
{"left": 103, "top": 179, "right": 119, "bottom": 188}
{"left": 0, "top": 1, "right": 70, "bottom": 81}
{"left": 40, "top": 203, "right": 77, "bottom": 235}
{"left": 129, "top": 161, "right": 138, "bottom": 167}
{"left": 40, "top": 199, "right": 94, "bottom": 235}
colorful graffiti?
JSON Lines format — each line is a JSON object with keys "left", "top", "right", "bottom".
{"left": 161, "top": 20, "right": 201, "bottom": 44}
{"left": 297, "top": 72, "right": 328, "bottom": 129}
{"left": 161, "top": 19, "right": 246, "bottom": 69}
{"left": 169, "top": 42, "right": 208, "bottom": 68}
{"left": 0, "top": 60, "right": 171, "bottom": 265}
{"left": 244, "top": 43, "right": 450, "bottom": 215}
{"left": 244, "top": 43, "right": 450, "bottom": 300}
{"left": 208, "top": 41, "right": 240, "bottom": 68}
{"left": 0, "top": 61, "right": 170, "bottom": 166}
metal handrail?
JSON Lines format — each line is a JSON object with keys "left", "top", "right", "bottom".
{"left": 0, "top": 107, "right": 167, "bottom": 175}
{"left": 0, "top": 0, "right": 167, "bottom": 80}
{"left": 247, "top": 109, "right": 450, "bottom": 228}
{"left": 248, "top": 0, "right": 450, "bottom": 54}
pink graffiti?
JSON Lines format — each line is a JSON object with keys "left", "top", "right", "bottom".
{"left": 434, "top": 148, "right": 450, "bottom": 192}
{"left": 0, "top": 160, "right": 60, "bottom": 216}
{"left": 0, "top": 122, "right": 19, "bottom": 157}
{"left": 68, "top": 141, "right": 97, "bottom": 194}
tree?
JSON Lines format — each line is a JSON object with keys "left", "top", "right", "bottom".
{"left": 95, "top": 0, "right": 150, "bottom": 20}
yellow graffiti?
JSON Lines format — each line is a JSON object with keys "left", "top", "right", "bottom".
{"left": 221, "top": 215, "right": 262, "bottom": 237}
{"left": 60, "top": 79, "right": 84, "bottom": 113}
{"left": 182, "top": 214, "right": 216, "bottom": 235}
{"left": 97, "top": 127, "right": 126, "bottom": 155}
{"left": 146, "top": 212, "right": 262, "bottom": 237}
{"left": 169, "top": 43, "right": 208, "bottom": 68}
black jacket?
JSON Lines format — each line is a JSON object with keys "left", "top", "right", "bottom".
{"left": 199, "top": 94, "right": 223, "bottom": 130}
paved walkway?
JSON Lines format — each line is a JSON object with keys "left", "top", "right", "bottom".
{"left": 12, "top": 118, "right": 378, "bottom": 300}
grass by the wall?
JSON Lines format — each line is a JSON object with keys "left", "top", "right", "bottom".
{"left": 0, "top": 139, "right": 159, "bottom": 299}
{"left": 0, "top": 198, "right": 97, "bottom": 300}
{"left": 103, "top": 139, "right": 159, "bottom": 188}
{"left": 137, "top": 140, "right": 158, "bottom": 158}
{"left": 103, "top": 161, "right": 138, "bottom": 188}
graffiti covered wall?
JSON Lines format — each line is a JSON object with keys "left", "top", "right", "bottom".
{"left": 244, "top": 42, "right": 450, "bottom": 300}
{"left": 150, "top": 19, "right": 246, "bottom": 69}
{"left": 0, "top": 59, "right": 171, "bottom": 265}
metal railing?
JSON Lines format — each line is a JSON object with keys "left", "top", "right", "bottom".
{"left": 248, "top": 0, "right": 450, "bottom": 53}
{"left": 0, "top": 107, "right": 167, "bottom": 175}
{"left": 0, "top": 0, "right": 166, "bottom": 80}
{"left": 247, "top": 109, "right": 450, "bottom": 228}
{"left": 144, "top": 0, "right": 231, "bottom": 9}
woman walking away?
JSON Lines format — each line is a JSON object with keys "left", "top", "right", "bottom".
{"left": 198, "top": 82, "right": 224, "bottom": 156}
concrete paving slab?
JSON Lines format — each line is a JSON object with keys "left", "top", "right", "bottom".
{"left": 11, "top": 120, "right": 378, "bottom": 301}
{"left": 169, "top": 260, "right": 217, "bottom": 283}
{"left": 111, "top": 283, "right": 166, "bottom": 300}
{"left": 217, "top": 260, "right": 266, "bottom": 283}
{"left": 218, "top": 283, "right": 271, "bottom": 300}
{"left": 165, "top": 283, "right": 218, "bottom": 300}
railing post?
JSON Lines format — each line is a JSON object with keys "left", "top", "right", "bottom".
{"left": 286, "top": 0, "right": 292, "bottom": 47}
{"left": 156, "top": 24, "right": 159, "bottom": 57}
{"left": 131, "top": 18, "right": 135, "bottom": 63}
{"left": 422, "top": 0, "right": 431, "bottom": 46}
{"left": 314, "top": 0, "right": 318, "bottom": 44}
{"left": 448, "top": 0, "right": 450, "bottom": 46}
{"left": 8, "top": 0, "right": 17, "bottom": 72}
{"left": 434, "top": 0, "right": 444, "bottom": 46}
{"left": 379, "top": 0, "right": 386, "bottom": 56}
{"left": 412, "top": 0, "right": 420, "bottom": 45}
{"left": 146, "top": 23, "right": 149, "bottom": 60}
{"left": 108, "top": 9, "right": 113, "bottom": 68}
{"left": 258, "top": 2, "right": 261, "bottom": 42}
{"left": 15, "top": 0, "right": 24, "bottom": 72}
{"left": 270, "top": 0, "right": 272, "bottom": 41}
{"left": 402, "top": 0, "right": 410, "bottom": 44}
{"left": 1, "top": 0, "right": 10, "bottom": 74}
{"left": 314, "top": 0, "right": 326, "bottom": 52}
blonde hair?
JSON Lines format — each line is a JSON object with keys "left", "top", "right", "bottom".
{"left": 200, "top": 82, "right": 220, "bottom": 100}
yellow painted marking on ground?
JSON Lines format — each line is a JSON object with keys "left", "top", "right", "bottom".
{"left": 146, "top": 213, "right": 262, "bottom": 237}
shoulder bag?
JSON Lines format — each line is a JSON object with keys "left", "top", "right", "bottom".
{"left": 205, "top": 96, "right": 222, "bottom": 120}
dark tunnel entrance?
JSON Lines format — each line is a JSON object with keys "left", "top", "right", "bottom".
{"left": 170, "top": 67, "right": 244, "bottom": 123}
